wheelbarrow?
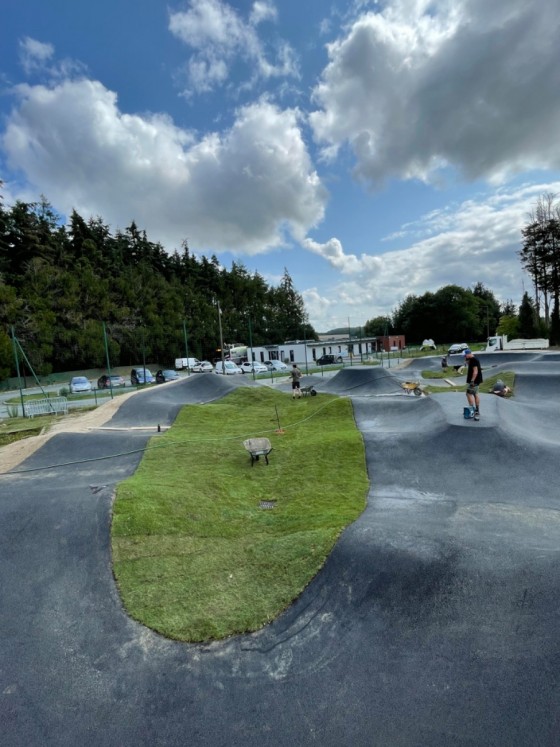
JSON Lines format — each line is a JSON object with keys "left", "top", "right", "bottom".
{"left": 243, "top": 437, "right": 273, "bottom": 466}
{"left": 400, "top": 381, "right": 423, "bottom": 396}
{"left": 300, "top": 385, "right": 317, "bottom": 397}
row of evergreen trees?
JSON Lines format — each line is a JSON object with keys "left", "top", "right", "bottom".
{"left": 0, "top": 194, "right": 316, "bottom": 380}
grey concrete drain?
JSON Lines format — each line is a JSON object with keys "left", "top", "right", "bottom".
{"left": 259, "top": 500, "right": 276, "bottom": 509}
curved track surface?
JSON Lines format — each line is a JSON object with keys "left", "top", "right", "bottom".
{"left": 2, "top": 357, "right": 560, "bottom": 746}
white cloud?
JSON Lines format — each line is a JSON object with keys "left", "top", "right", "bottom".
{"left": 2, "top": 78, "right": 327, "bottom": 255}
{"left": 19, "top": 37, "right": 54, "bottom": 75}
{"left": 310, "top": 0, "right": 560, "bottom": 185}
{"left": 169, "top": 0, "right": 298, "bottom": 95}
{"left": 302, "top": 236, "right": 364, "bottom": 274}
{"left": 17, "top": 36, "right": 85, "bottom": 81}
{"left": 302, "top": 181, "right": 560, "bottom": 329}
{"left": 250, "top": 1, "right": 277, "bottom": 25}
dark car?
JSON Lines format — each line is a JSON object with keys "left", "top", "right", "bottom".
{"left": 131, "top": 367, "right": 155, "bottom": 385}
{"left": 155, "top": 369, "right": 180, "bottom": 384}
{"left": 447, "top": 343, "right": 469, "bottom": 355}
{"left": 316, "top": 354, "right": 342, "bottom": 365}
{"left": 97, "top": 374, "right": 126, "bottom": 389}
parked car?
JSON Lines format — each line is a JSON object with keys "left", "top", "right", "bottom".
{"left": 215, "top": 361, "right": 242, "bottom": 375}
{"left": 155, "top": 369, "right": 179, "bottom": 384}
{"left": 192, "top": 361, "right": 213, "bottom": 373}
{"left": 131, "top": 367, "right": 155, "bottom": 385}
{"left": 97, "top": 374, "right": 126, "bottom": 389}
{"left": 69, "top": 376, "right": 92, "bottom": 393}
{"left": 447, "top": 343, "right": 469, "bottom": 355}
{"left": 240, "top": 361, "right": 268, "bottom": 374}
{"left": 316, "top": 354, "right": 342, "bottom": 365}
{"left": 264, "top": 360, "right": 289, "bottom": 372}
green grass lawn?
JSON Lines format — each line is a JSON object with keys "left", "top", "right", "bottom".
{"left": 0, "top": 416, "right": 51, "bottom": 446}
{"left": 112, "top": 387, "right": 369, "bottom": 642}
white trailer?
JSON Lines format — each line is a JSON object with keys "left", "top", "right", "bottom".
{"left": 485, "top": 335, "right": 549, "bottom": 352}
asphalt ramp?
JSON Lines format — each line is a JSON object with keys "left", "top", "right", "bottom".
{"left": 107, "top": 373, "right": 240, "bottom": 428}
{"left": 2, "top": 358, "right": 560, "bottom": 745}
{"left": 321, "top": 366, "right": 405, "bottom": 395}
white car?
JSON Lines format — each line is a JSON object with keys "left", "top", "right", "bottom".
{"left": 69, "top": 376, "right": 92, "bottom": 393}
{"left": 264, "top": 360, "right": 289, "bottom": 372}
{"left": 192, "top": 361, "right": 213, "bottom": 373}
{"left": 240, "top": 361, "right": 268, "bottom": 374}
{"left": 215, "top": 361, "right": 242, "bottom": 375}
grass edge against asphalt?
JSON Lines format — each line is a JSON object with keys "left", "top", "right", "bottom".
{"left": 111, "top": 387, "right": 369, "bottom": 642}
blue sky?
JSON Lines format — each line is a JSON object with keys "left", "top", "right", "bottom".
{"left": 1, "top": 0, "right": 559, "bottom": 332}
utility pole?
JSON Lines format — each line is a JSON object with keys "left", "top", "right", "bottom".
{"left": 102, "top": 322, "right": 113, "bottom": 399}
{"left": 183, "top": 320, "right": 190, "bottom": 375}
{"left": 217, "top": 301, "right": 225, "bottom": 370}
{"left": 248, "top": 314, "right": 255, "bottom": 379}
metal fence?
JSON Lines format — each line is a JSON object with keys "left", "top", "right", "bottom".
{"left": 26, "top": 397, "right": 69, "bottom": 418}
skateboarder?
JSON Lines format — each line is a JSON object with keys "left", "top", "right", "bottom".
{"left": 463, "top": 348, "right": 482, "bottom": 420}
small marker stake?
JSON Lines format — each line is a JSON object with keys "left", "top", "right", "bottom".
{"left": 274, "top": 405, "right": 285, "bottom": 434}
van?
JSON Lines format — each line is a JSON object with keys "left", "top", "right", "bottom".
{"left": 175, "top": 357, "right": 200, "bottom": 370}
{"left": 215, "top": 361, "right": 242, "bottom": 375}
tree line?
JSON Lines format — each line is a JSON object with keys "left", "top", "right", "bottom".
{"left": 364, "top": 283, "right": 545, "bottom": 347}
{"left": 1, "top": 188, "right": 555, "bottom": 381}
{"left": 0, "top": 194, "right": 316, "bottom": 380}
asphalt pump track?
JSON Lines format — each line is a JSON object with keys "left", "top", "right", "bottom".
{"left": 1, "top": 357, "right": 560, "bottom": 746}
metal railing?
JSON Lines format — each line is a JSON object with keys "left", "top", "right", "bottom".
{"left": 26, "top": 396, "right": 69, "bottom": 418}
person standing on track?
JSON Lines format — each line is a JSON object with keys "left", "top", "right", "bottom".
{"left": 463, "top": 348, "right": 483, "bottom": 420}
{"left": 290, "top": 364, "right": 303, "bottom": 399}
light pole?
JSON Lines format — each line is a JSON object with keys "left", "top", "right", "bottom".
{"left": 183, "top": 320, "right": 190, "bottom": 375}
{"left": 102, "top": 322, "right": 113, "bottom": 399}
{"left": 217, "top": 301, "right": 225, "bottom": 370}
{"left": 248, "top": 314, "right": 255, "bottom": 380}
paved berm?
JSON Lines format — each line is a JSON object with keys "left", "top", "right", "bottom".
{"left": 1, "top": 355, "right": 560, "bottom": 746}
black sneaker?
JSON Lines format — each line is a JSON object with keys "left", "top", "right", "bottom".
{"left": 474, "top": 412, "right": 480, "bottom": 421}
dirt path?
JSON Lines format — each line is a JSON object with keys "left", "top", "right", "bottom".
{"left": 0, "top": 391, "right": 138, "bottom": 474}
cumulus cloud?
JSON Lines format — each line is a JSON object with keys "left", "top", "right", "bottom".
{"left": 310, "top": 0, "right": 560, "bottom": 185}
{"left": 169, "top": 0, "right": 298, "bottom": 95}
{"left": 2, "top": 78, "right": 326, "bottom": 255}
{"left": 302, "top": 181, "right": 560, "bottom": 329}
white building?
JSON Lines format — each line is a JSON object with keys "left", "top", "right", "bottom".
{"left": 245, "top": 337, "right": 379, "bottom": 368}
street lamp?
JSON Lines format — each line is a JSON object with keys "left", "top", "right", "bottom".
{"left": 217, "top": 301, "right": 225, "bottom": 370}
{"left": 183, "top": 320, "right": 190, "bottom": 375}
